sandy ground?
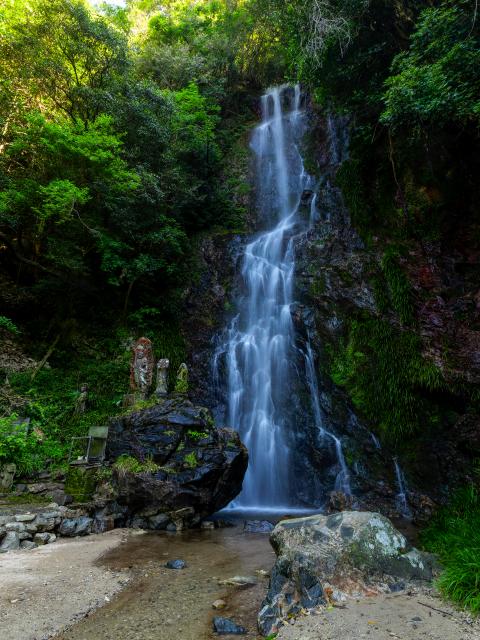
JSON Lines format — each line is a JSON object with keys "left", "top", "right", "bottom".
{"left": 277, "top": 591, "right": 480, "bottom": 640}
{"left": 0, "top": 529, "right": 134, "bottom": 640}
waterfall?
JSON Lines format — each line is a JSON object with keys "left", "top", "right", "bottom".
{"left": 213, "top": 85, "right": 350, "bottom": 512}
{"left": 393, "top": 458, "right": 412, "bottom": 518}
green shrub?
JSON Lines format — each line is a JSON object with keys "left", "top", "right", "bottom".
{"left": 186, "top": 430, "right": 208, "bottom": 440}
{"left": 421, "top": 486, "right": 480, "bottom": 613}
{"left": 184, "top": 451, "right": 197, "bottom": 468}
{"left": 0, "top": 414, "right": 66, "bottom": 475}
{"left": 8, "top": 352, "right": 129, "bottom": 445}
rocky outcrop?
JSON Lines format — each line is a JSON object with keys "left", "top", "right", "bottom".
{"left": 258, "top": 511, "right": 438, "bottom": 636}
{"left": 106, "top": 397, "right": 248, "bottom": 529}
{"left": 182, "top": 234, "right": 244, "bottom": 408}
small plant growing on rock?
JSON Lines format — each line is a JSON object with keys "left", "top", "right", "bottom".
{"left": 186, "top": 429, "right": 208, "bottom": 440}
{"left": 184, "top": 451, "right": 198, "bottom": 469}
{"left": 113, "top": 454, "right": 159, "bottom": 475}
{"left": 94, "top": 466, "right": 112, "bottom": 482}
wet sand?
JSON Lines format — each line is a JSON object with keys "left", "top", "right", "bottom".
{"left": 277, "top": 592, "right": 480, "bottom": 640}
{"left": 0, "top": 529, "right": 131, "bottom": 640}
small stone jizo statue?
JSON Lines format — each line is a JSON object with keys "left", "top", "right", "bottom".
{"left": 174, "top": 363, "right": 188, "bottom": 394}
{"left": 130, "top": 337, "right": 154, "bottom": 399}
{"left": 155, "top": 358, "right": 170, "bottom": 398}
{"left": 74, "top": 383, "right": 89, "bottom": 415}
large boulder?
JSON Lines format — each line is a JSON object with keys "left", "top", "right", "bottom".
{"left": 107, "top": 397, "right": 248, "bottom": 528}
{"left": 258, "top": 511, "right": 438, "bottom": 636}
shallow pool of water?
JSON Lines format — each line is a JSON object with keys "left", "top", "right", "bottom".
{"left": 55, "top": 525, "right": 274, "bottom": 640}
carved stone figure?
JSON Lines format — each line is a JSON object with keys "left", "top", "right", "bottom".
{"left": 74, "top": 383, "right": 89, "bottom": 415}
{"left": 130, "top": 337, "right": 154, "bottom": 399}
{"left": 175, "top": 363, "right": 188, "bottom": 394}
{"left": 155, "top": 359, "right": 170, "bottom": 398}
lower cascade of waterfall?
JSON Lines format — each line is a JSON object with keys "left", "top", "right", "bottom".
{"left": 213, "top": 85, "right": 350, "bottom": 514}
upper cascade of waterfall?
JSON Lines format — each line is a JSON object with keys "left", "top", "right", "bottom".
{"left": 213, "top": 85, "right": 351, "bottom": 513}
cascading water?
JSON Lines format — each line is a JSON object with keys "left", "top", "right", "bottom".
{"left": 213, "top": 85, "right": 350, "bottom": 512}
{"left": 303, "top": 338, "right": 351, "bottom": 496}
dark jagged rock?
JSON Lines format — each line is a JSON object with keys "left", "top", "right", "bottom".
{"left": 107, "top": 397, "right": 248, "bottom": 527}
{"left": 212, "top": 617, "right": 247, "bottom": 635}
{"left": 58, "top": 516, "right": 93, "bottom": 537}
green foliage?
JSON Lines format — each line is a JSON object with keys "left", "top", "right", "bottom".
{"left": 381, "top": 247, "right": 414, "bottom": 325}
{"left": 382, "top": 1, "right": 480, "bottom": 131}
{"left": 8, "top": 345, "right": 129, "bottom": 445}
{"left": 421, "top": 486, "right": 480, "bottom": 613}
{"left": 0, "top": 0, "right": 248, "bottom": 333}
{"left": 113, "top": 454, "right": 159, "bottom": 474}
{"left": 330, "top": 316, "right": 444, "bottom": 441}
{"left": 0, "top": 0, "right": 129, "bottom": 125}
{"left": 186, "top": 430, "right": 208, "bottom": 440}
{"left": 0, "top": 414, "right": 65, "bottom": 475}
{"left": 2, "top": 493, "right": 51, "bottom": 505}
{"left": 0, "top": 316, "right": 20, "bottom": 335}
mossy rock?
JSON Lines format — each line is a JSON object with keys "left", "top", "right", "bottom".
{"left": 65, "top": 466, "right": 97, "bottom": 503}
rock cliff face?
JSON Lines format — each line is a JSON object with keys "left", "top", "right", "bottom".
{"left": 106, "top": 397, "right": 248, "bottom": 529}
{"left": 294, "top": 109, "right": 480, "bottom": 514}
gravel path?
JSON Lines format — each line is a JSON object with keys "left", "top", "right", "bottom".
{"left": 277, "top": 591, "right": 480, "bottom": 640}
{"left": 0, "top": 529, "right": 134, "bottom": 640}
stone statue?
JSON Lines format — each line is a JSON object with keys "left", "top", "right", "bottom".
{"left": 174, "top": 363, "right": 188, "bottom": 394}
{"left": 155, "top": 358, "right": 170, "bottom": 398}
{"left": 74, "top": 383, "right": 89, "bottom": 415}
{"left": 130, "top": 337, "right": 154, "bottom": 399}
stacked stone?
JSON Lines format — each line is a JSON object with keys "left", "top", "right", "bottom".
{"left": 0, "top": 506, "right": 101, "bottom": 553}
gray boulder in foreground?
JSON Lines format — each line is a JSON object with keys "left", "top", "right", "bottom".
{"left": 258, "top": 511, "right": 439, "bottom": 636}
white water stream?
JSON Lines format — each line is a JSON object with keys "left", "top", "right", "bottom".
{"left": 214, "top": 86, "right": 350, "bottom": 512}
